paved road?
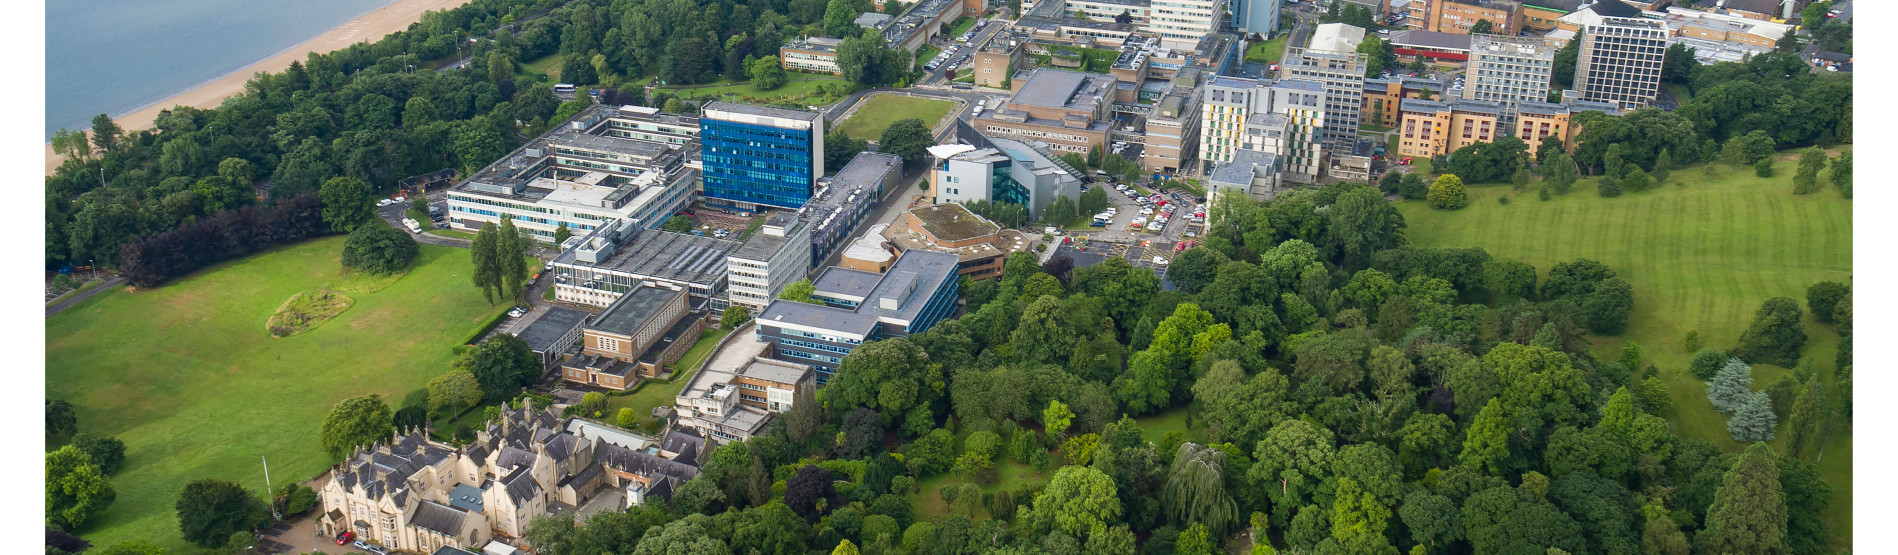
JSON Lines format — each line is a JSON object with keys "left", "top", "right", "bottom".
{"left": 44, "top": 276, "right": 126, "bottom": 318}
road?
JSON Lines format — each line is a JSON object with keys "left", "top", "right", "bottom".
{"left": 44, "top": 276, "right": 126, "bottom": 318}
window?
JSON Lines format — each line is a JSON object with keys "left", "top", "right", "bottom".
{"left": 597, "top": 337, "right": 620, "bottom": 351}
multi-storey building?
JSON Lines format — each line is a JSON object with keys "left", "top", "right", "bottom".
{"left": 317, "top": 401, "right": 704, "bottom": 550}
{"left": 675, "top": 356, "right": 814, "bottom": 443}
{"left": 1361, "top": 75, "right": 1448, "bottom": 128}
{"left": 549, "top": 220, "right": 739, "bottom": 310}
{"left": 1147, "top": 0, "right": 1225, "bottom": 48}
{"left": 1233, "top": 0, "right": 1282, "bottom": 35}
{"left": 560, "top": 284, "right": 704, "bottom": 390}
{"left": 974, "top": 68, "right": 1117, "bottom": 155}
{"left": 699, "top": 101, "right": 824, "bottom": 210}
{"left": 807, "top": 152, "right": 902, "bottom": 266}
{"left": 779, "top": 37, "right": 844, "bottom": 74}
{"left": 1395, "top": 98, "right": 1503, "bottom": 158}
{"left": 447, "top": 105, "right": 698, "bottom": 242}
{"left": 1201, "top": 76, "right": 1327, "bottom": 183}
{"left": 1463, "top": 34, "right": 1556, "bottom": 125}
{"left": 875, "top": 202, "right": 1016, "bottom": 280}
{"left": 934, "top": 121, "right": 1086, "bottom": 220}
{"left": 1207, "top": 148, "right": 1282, "bottom": 204}
{"left": 1519, "top": 0, "right": 1586, "bottom": 32}
{"left": 1430, "top": 0, "right": 1525, "bottom": 35}
{"left": 1573, "top": 16, "right": 1667, "bottom": 111}
{"left": 725, "top": 214, "right": 814, "bottom": 312}
{"left": 754, "top": 250, "right": 961, "bottom": 380}
{"left": 1142, "top": 68, "right": 1204, "bottom": 173}
{"left": 1512, "top": 99, "right": 1620, "bottom": 149}
{"left": 972, "top": 39, "right": 1024, "bottom": 89}
{"left": 1283, "top": 23, "right": 1366, "bottom": 151}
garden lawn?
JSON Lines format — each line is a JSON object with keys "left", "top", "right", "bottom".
{"left": 659, "top": 78, "right": 843, "bottom": 105}
{"left": 45, "top": 237, "right": 510, "bottom": 552}
{"left": 836, "top": 96, "right": 957, "bottom": 141}
{"left": 1244, "top": 35, "right": 1288, "bottom": 63}
{"left": 519, "top": 54, "right": 564, "bottom": 82}
{"left": 606, "top": 328, "right": 732, "bottom": 428}
{"left": 1395, "top": 155, "right": 1853, "bottom": 544}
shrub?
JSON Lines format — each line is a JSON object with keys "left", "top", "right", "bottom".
{"left": 340, "top": 220, "right": 420, "bottom": 275}
{"left": 1688, "top": 349, "right": 1729, "bottom": 380}
{"left": 1427, "top": 174, "right": 1468, "bottom": 210}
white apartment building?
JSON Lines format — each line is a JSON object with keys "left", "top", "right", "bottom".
{"left": 1574, "top": 16, "right": 1668, "bottom": 111}
{"left": 725, "top": 213, "right": 814, "bottom": 312}
{"left": 448, "top": 104, "right": 698, "bottom": 242}
{"left": 1464, "top": 34, "right": 1556, "bottom": 126}
{"left": 1201, "top": 76, "right": 1328, "bottom": 183}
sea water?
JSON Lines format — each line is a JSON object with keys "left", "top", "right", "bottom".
{"left": 45, "top": 0, "right": 396, "bottom": 138}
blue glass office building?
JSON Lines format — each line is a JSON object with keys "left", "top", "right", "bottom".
{"left": 700, "top": 101, "right": 825, "bottom": 209}
{"left": 751, "top": 250, "right": 961, "bottom": 383}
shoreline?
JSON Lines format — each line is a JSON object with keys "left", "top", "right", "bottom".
{"left": 44, "top": 0, "right": 473, "bottom": 176}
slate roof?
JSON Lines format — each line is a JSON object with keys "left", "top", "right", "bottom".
{"left": 597, "top": 442, "right": 701, "bottom": 483}
{"left": 661, "top": 428, "right": 706, "bottom": 463}
{"left": 502, "top": 468, "right": 543, "bottom": 505}
{"left": 409, "top": 500, "right": 469, "bottom": 535}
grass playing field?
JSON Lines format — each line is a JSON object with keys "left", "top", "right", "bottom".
{"left": 836, "top": 95, "right": 956, "bottom": 141}
{"left": 1395, "top": 151, "right": 1853, "bottom": 544}
{"left": 46, "top": 236, "right": 511, "bottom": 551}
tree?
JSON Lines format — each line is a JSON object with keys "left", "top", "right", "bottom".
{"left": 1163, "top": 443, "right": 1239, "bottom": 537}
{"left": 780, "top": 278, "right": 818, "bottom": 304}
{"left": 722, "top": 305, "right": 753, "bottom": 330}
{"left": 1399, "top": 490, "right": 1460, "bottom": 548}
{"left": 1542, "top": 153, "right": 1578, "bottom": 195}
{"left": 833, "top": 539, "right": 860, "bottom": 555}
{"left": 47, "top": 445, "right": 115, "bottom": 530}
{"left": 497, "top": 219, "right": 528, "bottom": 301}
{"left": 825, "top": 129, "right": 867, "bottom": 174}
{"left": 554, "top": 223, "right": 572, "bottom": 245}
{"left": 1697, "top": 443, "right": 1787, "bottom": 554}
{"left": 90, "top": 114, "right": 123, "bottom": 153}
{"left": 1727, "top": 391, "right": 1776, "bottom": 442}
{"left": 319, "top": 394, "right": 393, "bottom": 457}
{"left": 1427, "top": 174, "right": 1466, "bottom": 210}
{"left": 1785, "top": 378, "right": 1828, "bottom": 459}
{"left": 632, "top": 514, "right": 727, "bottom": 554}
{"left": 526, "top": 515, "right": 579, "bottom": 555}
{"left": 786, "top": 465, "right": 841, "bottom": 522}
{"left": 456, "top": 334, "right": 540, "bottom": 401}
{"left": 1597, "top": 175, "right": 1622, "bottom": 198}
{"left": 1326, "top": 183, "right": 1408, "bottom": 268}
{"left": 749, "top": 56, "right": 789, "bottom": 90}
{"left": 317, "top": 177, "right": 373, "bottom": 232}
{"left": 1828, "top": 151, "right": 1851, "bottom": 198}
{"left": 70, "top": 433, "right": 126, "bottom": 475}
{"left": 1028, "top": 465, "right": 1122, "bottom": 537}
{"left": 1579, "top": 277, "right": 1633, "bottom": 334}
{"left": 46, "top": 399, "right": 77, "bottom": 436}
{"left": 1806, "top": 281, "right": 1849, "bottom": 324}
{"left": 428, "top": 369, "right": 483, "bottom": 413}
{"left": 824, "top": 0, "right": 865, "bottom": 37}
{"left": 1470, "top": 19, "right": 1494, "bottom": 34}
{"left": 1792, "top": 148, "right": 1826, "bottom": 194}
{"left": 340, "top": 221, "right": 419, "bottom": 274}
{"left": 1248, "top": 420, "right": 1337, "bottom": 528}
{"left": 471, "top": 223, "right": 501, "bottom": 303}
{"left": 785, "top": 381, "right": 824, "bottom": 444}
{"left": 1754, "top": 157, "right": 1774, "bottom": 178}
{"left": 51, "top": 128, "right": 91, "bottom": 161}
{"left": 1689, "top": 349, "right": 1729, "bottom": 380}
{"left": 1733, "top": 297, "right": 1806, "bottom": 367}
{"left": 664, "top": 215, "right": 694, "bottom": 232}
{"left": 1707, "top": 358, "right": 1755, "bottom": 415}
{"left": 1042, "top": 195, "right": 1078, "bottom": 226}
{"left": 880, "top": 118, "right": 934, "bottom": 165}
{"left": 1398, "top": 172, "right": 1427, "bottom": 200}
{"left": 176, "top": 479, "right": 265, "bottom": 548}
{"left": 1461, "top": 398, "right": 1508, "bottom": 476}
{"left": 1044, "top": 400, "right": 1075, "bottom": 440}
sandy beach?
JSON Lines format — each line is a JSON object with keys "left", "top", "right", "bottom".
{"left": 44, "top": 0, "right": 472, "bottom": 175}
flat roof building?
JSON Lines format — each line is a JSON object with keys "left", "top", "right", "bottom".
{"left": 754, "top": 250, "right": 961, "bottom": 380}
{"left": 549, "top": 220, "right": 742, "bottom": 310}
{"left": 447, "top": 104, "right": 699, "bottom": 242}
{"left": 560, "top": 284, "right": 705, "bottom": 390}
{"left": 780, "top": 37, "right": 844, "bottom": 75}
{"left": 675, "top": 354, "right": 814, "bottom": 443}
{"left": 700, "top": 101, "right": 824, "bottom": 210}
{"left": 1464, "top": 34, "right": 1557, "bottom": 125}
{"left": 1202, "top": 76, "right": 1328, "bottom": 184}
{"left": 726, "top": 213, "right": 814, "bottom": 312}
{"left": 1285, "top": 24, "right": 1367, "bottom": 151}
{"left": 1573, "top": 16, "right": 1667, "bottom": 111}
{"left": 514, "top": 307, "right": 590, "bottom": 367}
{"left": 806, "top": 152, "right": 902, "bottom": 267}
{"left": 933, "top": 121, "right": 1086, "bottom": 221}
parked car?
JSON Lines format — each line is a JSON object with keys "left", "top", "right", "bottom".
{"left": 337, "top": 532, "right": 355, "bottom": 545}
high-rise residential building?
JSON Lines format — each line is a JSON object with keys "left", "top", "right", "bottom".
{"left": 1234, "top": 0, "right": 1283, "bottom": 36}
{"left": 1573, "top": 16, "right": 1667, "bottom": 111}
{"left": 1463, "top": 34, "right": 1555, "bottom": 126}
{"left": 700, "top": 101, "right": 824, "bottom": 210}
{"left": 1283, "top": 23, "right": 1366, "bottom": 151}
{"left": 1201, "top": 76, "right": 1327, "bottom": 184}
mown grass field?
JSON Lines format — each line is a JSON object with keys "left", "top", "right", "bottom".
{"left": 1395, "top": 152, "right": 1853, "bottom": 544}
{"left": 837, "top": 95, "right": 957, "bottom": 141}
{"left": 46, "top": 237, "right": 509, "bottom": 551}
{"left": 1244, "top": 35, "right": 1288, "bottom": 63}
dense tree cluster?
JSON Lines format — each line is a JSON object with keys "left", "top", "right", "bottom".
{"left": 504, "top": 174, "right": 1834, "bottom": 555}
{"left": 115, "top": 192, "right": 328, "bottom": 287}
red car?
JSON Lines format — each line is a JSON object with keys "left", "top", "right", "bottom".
{"left": 1399, "top": 157, "right": 1414, "bottom": 165}
{"left": 337, "top": 532, "right": 355, "bottom": 545}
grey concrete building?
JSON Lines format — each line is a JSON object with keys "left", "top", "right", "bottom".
{"left": 1463, "top": 34, "right": 1557, "bottom": 126}
{"left": 1573, "top": 16, "right": 1667, "bottom": 111}
{"left": 1283, "top": 23, "right": 1367, "bottom": 151}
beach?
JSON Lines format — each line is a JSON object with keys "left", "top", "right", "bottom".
{"left": 44, "top": 0, "right": 471, "bottom": 175}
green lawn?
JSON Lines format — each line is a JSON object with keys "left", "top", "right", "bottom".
{"left": 429, "top": 229, "right": 477, "bottom": 240}
{"left": 1395, "top": 154, "right": 1853, "bottom": 544}
{"left": 836, "top": 95, "right": 957, "bottom": 141}
{"left": 46, "top": 237, "right": 510, "bottom": 551}
{"left": 1135, "top": 407, "right": 1197, "bottom": 446}
{"left": 1245, "top": 35, "right": 1288, "bottom": 63}
{"left": 606, "top": 328, "right": 733, "bottom": 428}
{"left": 520, "top": 54, "right": 564, "bottom": 82}
{"left": 950, "top": 17, "right": 977, "bottom": 38}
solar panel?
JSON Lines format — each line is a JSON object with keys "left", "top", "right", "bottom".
{"left": 667, "top": 246, "right": 701, "bottom": 270}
